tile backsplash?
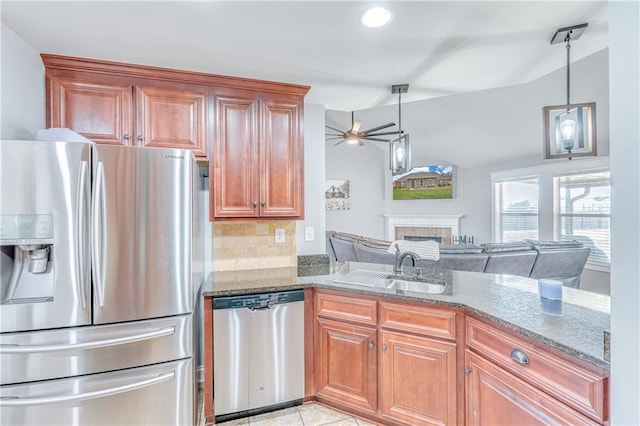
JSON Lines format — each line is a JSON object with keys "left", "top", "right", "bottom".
{"left": 212, "top": 220, "right": 297, "bottom": 271}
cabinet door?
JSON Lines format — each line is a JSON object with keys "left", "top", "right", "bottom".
{"left": 135, "top": 84, "right": 207, "bottom": 157}
{"left": 211, "top": 92, "right": 260, "bottom": 218}
{"left": 259, "top": 98, "right": 303, "bottom": 218}
{"left": 465, "top": 350, "right": 599, "bottom": 426}
{"left": 380, "top": 331, "right": 457, "bottom": 425}
{"left": 48, "top": 76, "right": 132, "bottom": 145}
{"left": 315, "top": 318, "right": 377, "bottom": 414}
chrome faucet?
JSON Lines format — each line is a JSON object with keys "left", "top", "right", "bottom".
{"left": 394, "top": 244, "right": 421, "bottom": 275}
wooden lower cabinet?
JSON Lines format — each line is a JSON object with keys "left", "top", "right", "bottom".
{"left": 313, "top": 290, "right": 460, "bottom": 425}
{"left": 315, "top": 318, "right": 377, "bottom": 414}
{"left": 465, "top": 350, "right": 599, "bottom": 425}
{"left": 380, "top": 331, "right": 457, "bottom": 425}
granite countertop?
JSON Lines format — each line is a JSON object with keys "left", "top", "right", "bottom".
{"left": 203, "top": 261, "right": 610, "bottom": 370}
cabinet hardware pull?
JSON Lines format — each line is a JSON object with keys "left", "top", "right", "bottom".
{"left": 253, "top": 201, "right": 258, "bottom": 207}
{"left": 261, "top": 201, "right": 266, "bottom": 207}
{"left": 368, "top": 342, "right": 374, "bottom": 350}
{"left": 123, "top": 134, "right": 130, "bottom": 141}
{"left": 464, "top": 367, "right": 472, "bottom": 375}
{"left": 137, "top": 135, "right": 143, "bottom": 142}
{"left": 510, "top": 349, "right": 530, "bottom": 366}
{"left": 381, "top": 344, "right": 387, "bottom": 352}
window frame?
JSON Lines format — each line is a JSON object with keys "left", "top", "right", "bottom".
{"left": 493, "top": 176, "right": 540, "bottom": 243}
{"left": 553, "top": 169, "right": 611, "bottom": 271}
{"left": 490, "top": 157, "right": 610, "bottom": 272}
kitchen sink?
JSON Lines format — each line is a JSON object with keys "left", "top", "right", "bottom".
{"left": 333, "top": 269, "right": 449, "bottom": 295}
{"left": 385, "top": 279, "right": 447, "bottom": 294}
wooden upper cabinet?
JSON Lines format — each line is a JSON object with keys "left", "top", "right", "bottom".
{"left": 47, "top": 76, "right": 132, "bottom": 145}
{"left": 212, "top": 92, "right": 260, "bottom": 217}
{"left": 210, "top": 89, "right": 304, "bottom": 220}
{"left": 136, "top": 84, "right": 207, "bottom": 156}
{"left": 260, "top": 98, "right": 303, "bottom": 217}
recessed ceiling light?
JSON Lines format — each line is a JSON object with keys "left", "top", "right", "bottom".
{"left": 359, "top": 7, "right": 392, "bottom": 28}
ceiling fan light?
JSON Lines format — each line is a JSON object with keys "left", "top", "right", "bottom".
{"left": 346, "top": 135, "right": 360, "bottom": 145}
{"left": 359, "top": 7, "right": 392, "bottom": 28}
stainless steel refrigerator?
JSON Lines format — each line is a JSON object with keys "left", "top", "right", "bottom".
{"left": 0, "top": 140, "right": 203, "bottom": 425}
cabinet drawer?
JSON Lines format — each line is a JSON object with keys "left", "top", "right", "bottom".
{"left": 379, "top": 301, "right": 456, "bottom": 340}
{"left": 315, "top": 292, "right": 377, "bottom": 326}
{"left": 466, "top": 317, "right": 607, "bottom": 423}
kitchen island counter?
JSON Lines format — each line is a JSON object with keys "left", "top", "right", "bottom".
{"left": 202, "top": 261, "right": 610, "bottom": 370}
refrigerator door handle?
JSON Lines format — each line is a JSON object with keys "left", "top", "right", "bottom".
{"left": 91, "top": 161, "right": 107, "bottom": 307}
{"left": 0, "top": 326, "right": 175, "bottom": 354}
{"left": 0, "top": 371, "right": 175, "bottom": 407}
{"left": 76, "top": 160, "right": 89, "bottom": 309}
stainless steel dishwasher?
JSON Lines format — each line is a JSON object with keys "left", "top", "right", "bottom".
{"left": 213, "top": 290, "right": 304, "bottom": 421}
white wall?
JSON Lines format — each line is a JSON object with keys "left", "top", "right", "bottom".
{"left": 296, "top": 103, "right": 326, "bottom": 255}
{"left": 0, "top": 23, "right": 45, "bottom": 139}
{"left": 609, "top": 1, "right": 640, "bottom": 423}
{"left": 325, "top": 49, "right": 610, "bottom": 244}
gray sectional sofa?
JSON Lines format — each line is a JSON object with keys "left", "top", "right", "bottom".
{"left": 326, "top": 231, "right": 591, "bottom": 288}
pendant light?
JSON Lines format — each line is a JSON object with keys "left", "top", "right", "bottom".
{"left": 551, "top": 23, "right": 588, "bottom": 159}
{"left": 389, "top": 84, "right": 411, "bottom": 175}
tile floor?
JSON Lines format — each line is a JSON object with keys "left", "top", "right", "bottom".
{"left": 216, "top": 403, "right": 376, "bottom": 426}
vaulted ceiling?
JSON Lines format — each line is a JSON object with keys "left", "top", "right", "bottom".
{"left": 1, "top": 1, "right": 608, "bottom": 111}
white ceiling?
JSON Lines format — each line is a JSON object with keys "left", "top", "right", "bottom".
{"left": 1, "top": 1, "right": 608, "bottom": 112}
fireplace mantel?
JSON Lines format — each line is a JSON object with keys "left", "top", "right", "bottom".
{"left": 384, "top": 215, "right": 463, "bottom": 242}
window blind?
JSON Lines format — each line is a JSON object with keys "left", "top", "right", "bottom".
{"left": 553, "top": 171, "right": 611, "bottom": 268}
{"left": 494, "top": 178, "right": 539, "bottom": 243}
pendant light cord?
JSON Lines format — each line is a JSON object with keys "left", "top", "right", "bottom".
{"left": 398, "top": 90, "right": 402, "bottom": 140}
{"left": 566, "top": 33, "right": 572, "bottom": 112}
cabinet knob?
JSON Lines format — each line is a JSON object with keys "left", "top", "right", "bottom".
{"left": 261, "top": 201, "right": 266, "bottom": 207}
{"left": 464, "top": 367, "right": 472, "bottom": 375}
{"left": 123, "top": 134, "right": 130, "bottom": 141}
{"left": 368, "top": 342, "right": 375, "bottom": 350}
{"left": 253, "top": 201, "right": 258, "bottom": 208}
{"left": 510, "top": 349, "right": 530, "bottom": 366}
{"left": 381, "top": 344, "right": 387, "bottom": 352}
{"left": 137, "top": 135, "right": 144, "bottom": 142}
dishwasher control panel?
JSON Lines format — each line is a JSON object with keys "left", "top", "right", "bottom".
{"left": 213, "top": 290, "right": 304, "bottom": 310}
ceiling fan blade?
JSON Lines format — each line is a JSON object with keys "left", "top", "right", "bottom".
{"left": 366, "top": 130, "right": 404, "bottom": 137}
{"left": 326, "top": 125, "right": 346, "bottom": 134}
{"left": 325, "top": 136, "right": 345, "bottom": 140}
{"left": 351, "top": 119, "right": 362, "bottom": 134}
{"left": 325, "top": 133, "right": 345, "bottom": 137}
{"left": 333, "top": 140, "right": 345, "bottom": 146}
{"left": 360, "top": 122, "right": 396, "bottom": 134}
{"left": 361, "top": 137, "right": 391, "bottom": 142}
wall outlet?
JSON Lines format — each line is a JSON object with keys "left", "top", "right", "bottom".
{"left": 275, "top": 228, "right": 285, "bottom": 243}
{"left": 304, "top": 226, "right": 315, "bottom": 241}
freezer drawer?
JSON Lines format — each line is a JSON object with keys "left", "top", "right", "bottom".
{"left": 0, "top": 358, "right": 193, "bottom": 426}
{"left": 0, "top": 314, "right": 192, "bottom": 385}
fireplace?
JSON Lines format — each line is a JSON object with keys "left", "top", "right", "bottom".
{"left": 384, "top": 215, "right": 463, "bottom": 245}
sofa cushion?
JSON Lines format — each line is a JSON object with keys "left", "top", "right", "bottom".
{"left": 481, "top": 241, "right": 534, "bottom": 253}
{"left": 525, "top": 239, "right": 583, "bottom": 250}
{"left": 439, "top": 244, "right": 484, "bottom": 254}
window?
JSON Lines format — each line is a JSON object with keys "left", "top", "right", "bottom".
{"left": 554, "top": 171, "right": 611, "bottom": 268}
{"left": 494, "top": 178, "right": 539, "bottom": 242}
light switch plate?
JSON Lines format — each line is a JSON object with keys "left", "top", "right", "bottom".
{"left": 304, "top": 226, "right": 315, "bottom": 241}
{"left": 275, "top": 228, "right": 285, "bottom": 243}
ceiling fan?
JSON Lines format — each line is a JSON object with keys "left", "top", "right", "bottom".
{"left": 325, "top": 112, "right": 400, "bottom": 146}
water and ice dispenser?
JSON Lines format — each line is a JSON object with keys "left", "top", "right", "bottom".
{"left": 0, "top": 214, "right": 54, "bottom": 304}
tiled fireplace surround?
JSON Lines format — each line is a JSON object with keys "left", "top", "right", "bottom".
{"left": 385, "top": 215, "right": 463, "bottom": 245}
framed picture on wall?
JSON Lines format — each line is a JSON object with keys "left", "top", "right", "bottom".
{"left": 325, "top": 180, "right": 350, "bottom": 210}
{"left": 392, "top": 165, "right": 453, "bottom": 200}
{"left": 543, "top": 102, "right": 597, "bottom": 159}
